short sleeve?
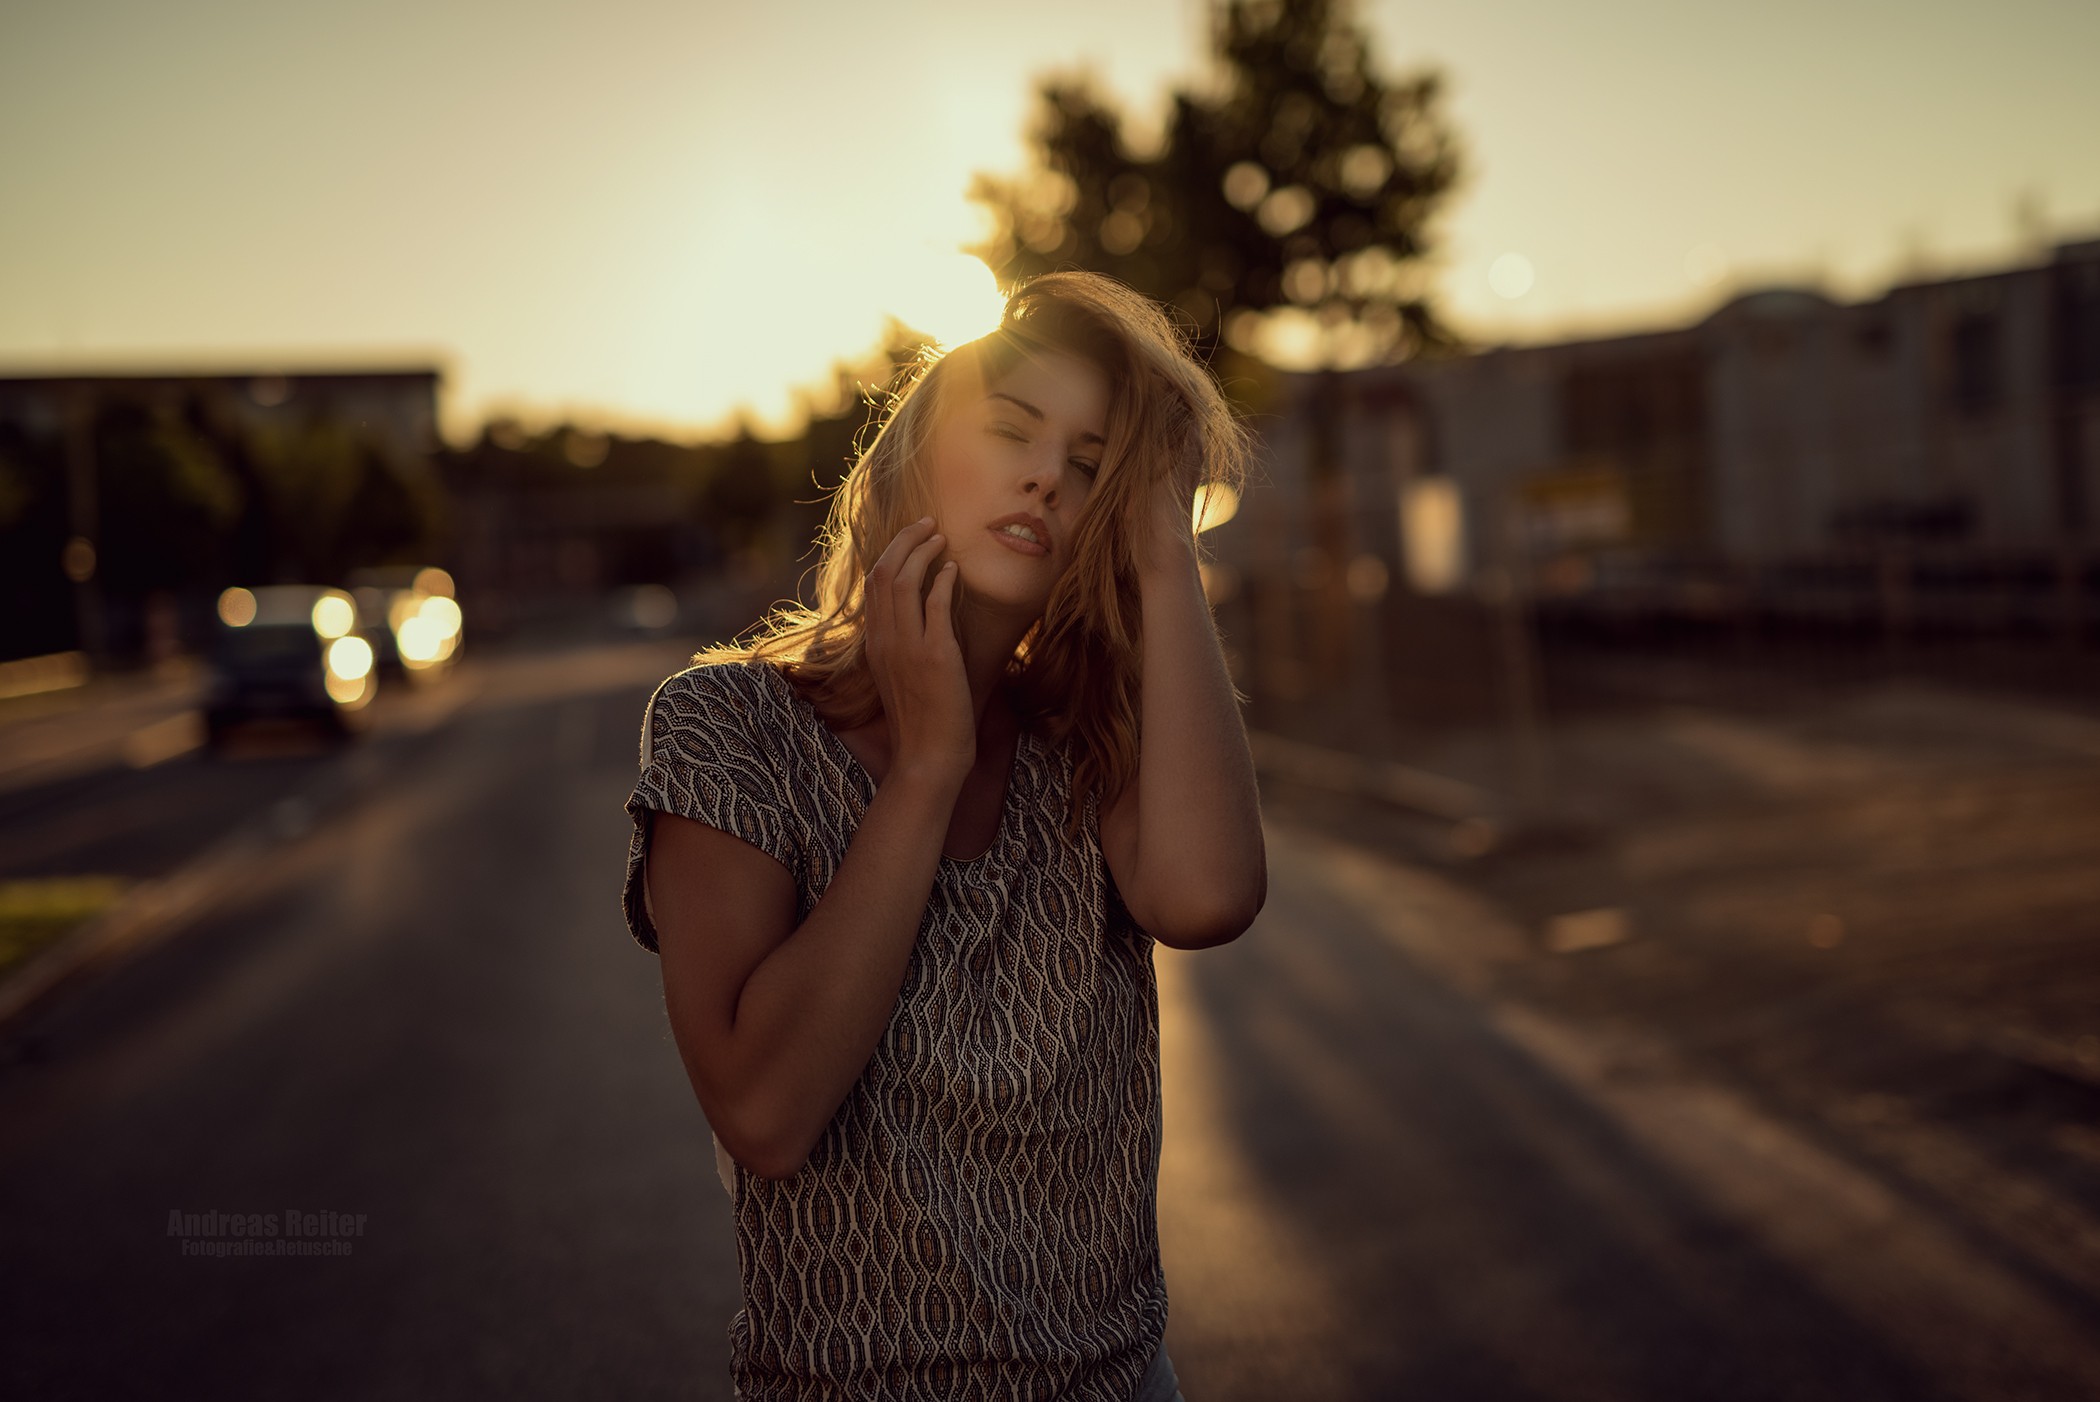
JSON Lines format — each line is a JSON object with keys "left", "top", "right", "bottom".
{"left": 620, "top": 664, "right": 803, "bottom": 954}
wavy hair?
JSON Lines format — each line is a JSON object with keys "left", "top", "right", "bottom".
{"left": 693, "top": 269, "right": 1251, "bottom": 838}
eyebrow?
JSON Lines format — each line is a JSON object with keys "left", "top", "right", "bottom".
{"left": 986, "top": 392, "right": 1105, "bottom": 448}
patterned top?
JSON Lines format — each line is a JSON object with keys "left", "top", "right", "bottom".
{"left": 620, "top": 658, "right": 1168, "bottom": 1401}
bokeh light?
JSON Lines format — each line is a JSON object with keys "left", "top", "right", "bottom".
{"left": 1489, "top": 253, "right": 1536, "bottom": 299}
{"left": 396, "top": 615, "right": 442, "bottom": 667}
{"left": 418, "top": 595, "right": 463, "bottom": 641}
{"left": 1401, "top": 477, "right": 1465, "bottom": 594}
{"left": 412, "top": 568, "right": 456, "bottom": 599}
{"left": 325, "top": 634, "right": 373, "bottom": 681}
{"left": 1194, "top": 482, "right": 1241, "bottom": 534}
{"left": 311, "top": 594, "right": 356, "bottom": 640}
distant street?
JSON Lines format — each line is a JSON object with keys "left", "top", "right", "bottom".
{"left": 4, "top": 637, "right": 2100, "bottom": 1399}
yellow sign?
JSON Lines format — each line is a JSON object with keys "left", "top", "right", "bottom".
{"left": 1517, "top": 462, "right": 1630, "bottom": 550}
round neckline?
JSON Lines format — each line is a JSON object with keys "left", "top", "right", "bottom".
{"left": 755, "top": 660, "right": 1027, "bottom": 869}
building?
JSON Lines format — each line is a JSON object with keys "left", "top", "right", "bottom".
{"left": 0, "top": 367, "right": 442, "bottom": 663}
{"left": 1225, "top": 237, "right": 2100, "bottom": 639}
{"left": 434, "top": 426, "right": 718, "bottom": 639}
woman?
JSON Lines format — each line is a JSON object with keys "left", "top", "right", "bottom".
{"left": 619, "top": 269, "right": 1265, "bottom": 1400}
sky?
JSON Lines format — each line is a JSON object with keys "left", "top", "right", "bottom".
{"left": 2, "top": 0, "right": 2096, "bottom": 446}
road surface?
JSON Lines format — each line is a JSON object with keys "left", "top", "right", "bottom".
{"left": 4, "top": 638, "right": 2098, "bottom": 1399}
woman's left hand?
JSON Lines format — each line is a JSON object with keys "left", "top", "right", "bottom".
{"left": 1134, "top": 448, "right": 1200, "bottom": 576}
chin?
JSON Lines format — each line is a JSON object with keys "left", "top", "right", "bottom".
{"left": 959, "top": 560, "right": 1050, "bottom": 616}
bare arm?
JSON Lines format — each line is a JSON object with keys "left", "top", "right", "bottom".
{"left": 1099, "top": 478, "right": 1267, "bottom": 949}
{"left": 650, "top": 518, "right": 975, "bottom": 1180}
{"left": 650, "top": 761, "right": 962, "bottom": 1180}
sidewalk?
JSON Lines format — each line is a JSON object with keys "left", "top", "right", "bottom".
{"left": 1255, "top": 667, "right": 2100, "bottom": 1325}
{"left": 1259, "top": 815, "right": 2100, "bottom": 1400}
{"left": 0, "top": 654, "right": 209, "bottom": 797}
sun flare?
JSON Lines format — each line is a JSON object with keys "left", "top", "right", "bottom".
{"left": 885, "top": 248, "right": 1007, "bottom": 350}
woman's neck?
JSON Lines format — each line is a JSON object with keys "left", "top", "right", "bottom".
{"left": 955, "top": 605, "right": 1035, "bottom": 739}
{"left": 795, "top": 602, "right": 1035, "bottom": 764}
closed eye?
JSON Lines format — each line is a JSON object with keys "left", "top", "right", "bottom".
{"left": 991, "top": 420, "right": 1096, "bottom": 479}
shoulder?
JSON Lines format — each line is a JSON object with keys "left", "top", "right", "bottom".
{"left": 650, "top": 659, "right": 779, "bottom": 719}
{"left": 644, "top": 659, "right": 794, "bottom": 754}
{"left": 628, "top": 660, "right": 809, "bottom": 880}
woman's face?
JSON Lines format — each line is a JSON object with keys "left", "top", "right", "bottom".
{"left": 925, "top": 347, "right": 1110, "bottom": 619}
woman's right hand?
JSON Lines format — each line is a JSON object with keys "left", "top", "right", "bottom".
{"left": 863, "top": 517, "right": 973, "bottom": 789}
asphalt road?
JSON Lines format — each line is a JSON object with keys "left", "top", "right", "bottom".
{"left": 3, "top": 638, "right": 2098, "bottom": 1399}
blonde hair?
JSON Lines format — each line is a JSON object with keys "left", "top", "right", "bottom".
{"left": 694, "top": 269, "right": 1251, "bottom": 837}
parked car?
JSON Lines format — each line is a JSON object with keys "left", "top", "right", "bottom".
{"left": 203, "top": 585, "right": 378, "bottom": 749}
{"left": 347, "top": 565, "right": 464, "bottom": 682}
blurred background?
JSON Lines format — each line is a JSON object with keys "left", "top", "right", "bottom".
{"left": 4, "top": 1, "right": 2100, "bottom": 1398}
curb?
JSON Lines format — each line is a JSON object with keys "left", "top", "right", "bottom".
{"left": 0, "top": 813, "right": 285, "bottom": 1035}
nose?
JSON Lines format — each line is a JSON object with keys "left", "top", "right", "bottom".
{"left": 1020, "top": 452, "right": 1068, "bottom": 507}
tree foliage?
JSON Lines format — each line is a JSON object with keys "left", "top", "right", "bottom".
{"left": 242, "top": 419, "right": 438, "bottom": 582}
{"left": 95, "top": 404, "right": 246, "bottom": 593}
{"left": 968, "top": 0, "right": 1467, "bottom": 370}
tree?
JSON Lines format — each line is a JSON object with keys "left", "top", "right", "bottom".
{"left": 242, "top": 418, "right": 439, "bottom": 582}
{"left": 968, "top": 0, "right": 1467, "bottom": 371}
{"left": 694, "top": 420, "right": 797, "bottom": 560}
{"left": 95, "top": 403, "right": 245, "bottom": 594}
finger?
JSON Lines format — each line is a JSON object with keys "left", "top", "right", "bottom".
{"left": 869, "top": 517, "right": 935, "bottom": 580}
{"left": 866, "top": 518, "right": 935, "bottom": 647}
{"left": 925, "top": 560, "right": 958, "bottom": 639}
{"left": 893, "top": 530, "right": 945, "bottom": 640}
{"left": 864, "top": 557, "right": 891, "bottom": 663}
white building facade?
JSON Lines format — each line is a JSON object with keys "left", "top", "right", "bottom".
{"left": 1221, "top": 237, "right": 2100, "bottom": 625}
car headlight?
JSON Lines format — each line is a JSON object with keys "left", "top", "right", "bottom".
{"left": 311, "top": 594, "right": 357, "bottom": 640}
{"left": 420, "top": 595, "right": 462, "bottom": 637}
{"left": 326, "top": 636, "right": 374, "bottom": 681}
{"left": 395, "top": 615, "right": 443, "bottom": 666}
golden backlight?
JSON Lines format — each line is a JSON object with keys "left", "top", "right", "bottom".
{"left": 887, "top": 248, "right": 1007, "bottom": 350}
